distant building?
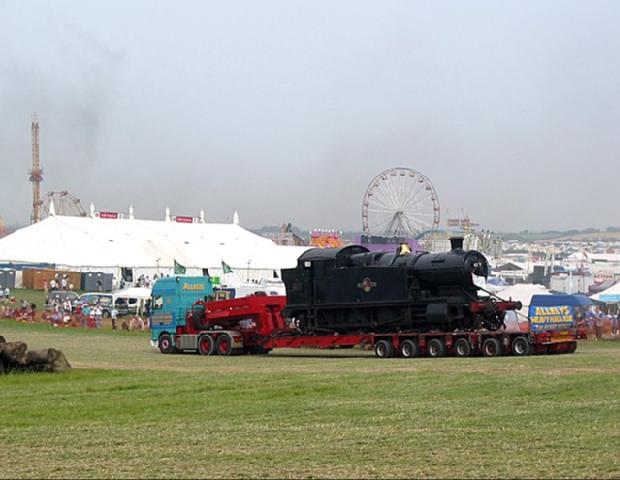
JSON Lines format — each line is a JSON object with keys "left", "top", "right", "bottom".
{"left": 310, "top": 230, "right": 344, "bottom": 248}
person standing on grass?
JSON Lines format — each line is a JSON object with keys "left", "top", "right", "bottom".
{"left": 111, "top": 305, "right": 118, "bottom": 330}
{"left": 93, "top": 304, "right": 102, "bottom": 329}
{"left": 594, "top": 309, "right": 603, "bottom": 341}
{"left": 63, "top": 299, "right": 72, "bottom": 316}
{"left": 81, "top": 303, "right": 90, "bottom": 328}
{"left": 88, "top": 305, "right": 95, "bottom": 328}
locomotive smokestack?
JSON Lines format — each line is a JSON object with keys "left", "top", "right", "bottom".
{"left": 450, "top": 237, "right": 464, "bottom": 251}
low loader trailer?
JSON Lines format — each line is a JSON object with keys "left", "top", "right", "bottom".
{"left": 150, "top": 292, "right": 579, "bottom": 359}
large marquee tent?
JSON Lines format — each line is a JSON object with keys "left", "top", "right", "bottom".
{"left": 0, "top": 214, "right": 310, "bottom": 284}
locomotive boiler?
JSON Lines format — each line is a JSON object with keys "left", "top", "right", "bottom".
{"left": 281, "top": 238, "right": 520, "bottom": 334}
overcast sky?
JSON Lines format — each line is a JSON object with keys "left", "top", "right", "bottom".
{"left": 1, "top": 0, "right": 619, "bottom": 232}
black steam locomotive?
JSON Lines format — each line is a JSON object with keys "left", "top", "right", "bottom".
{"left": 281, "top": 238, "right": 520, "bottom": 334}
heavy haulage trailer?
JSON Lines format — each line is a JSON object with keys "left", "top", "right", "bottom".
{"left": 155, "top": 294, "right": 577, "bottom": 358}
{"left": 150, "top": 239, "right": 580, "bottom": 358}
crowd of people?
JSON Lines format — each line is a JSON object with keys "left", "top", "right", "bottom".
{"left": 40, "top": 272, "right": 77, "bottom": 293}
{"left": 580, "top": 306, "right": 620, "bottom": 341}
{"left": 0, "top": 291, "right": 148, "bottom": 331}
{"left": 0, "top": 293, "right": 37, "bottom": 322}
{"left": 42, "top": 298, "right": 148, "bottom": 331}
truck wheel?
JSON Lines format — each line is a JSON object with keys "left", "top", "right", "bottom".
{"left": 482, "top": 337, "right": 503, "bottom": 357}
{"left": 567, "top": 342, "right": 577, "bottom": 353}
{"left": 374, "top": 340, "right": 394, "bottom": 358}
{"left": 427, "top": 338, "right": 447, "bottom": 358}
{"left": 215, "top": 334, "right": 233, "bottom": 356}
{"left": 198, "top": 335, "right": 214, "bottom": 356}
{"left": 400, "top": 339, "right": 419, "bottom": 358}
{"left": 454, "top": 338, "right": 472, "bottom": 357}
{"left": 511, "top": 336, "right": 530, "bottom": 356}
{"left": 158, "top": 333, "right": 174, "bottom": 354}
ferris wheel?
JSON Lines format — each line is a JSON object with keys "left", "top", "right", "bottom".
{"left": 362, "top": 167, "right": 440, "bottom": 239}
{"left": 42, "top": 191, "right": 87, "bottom": 218}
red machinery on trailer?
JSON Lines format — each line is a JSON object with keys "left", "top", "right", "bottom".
{"left": 159, "top": 294, "right": 577, "bottom": 358}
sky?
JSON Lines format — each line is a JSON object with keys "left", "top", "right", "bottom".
{"left": 1, "top": 0, "right": 619, "bottom": 233}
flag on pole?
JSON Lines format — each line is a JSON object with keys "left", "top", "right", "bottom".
{"left": 221, "top": 260, "right": 233, "bottom": 274}
{"left": 174, "top": 259, "right": 186, "bottom": 274}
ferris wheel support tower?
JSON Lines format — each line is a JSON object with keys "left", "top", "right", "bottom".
{"left": 29, "top": 114, "right": 43, "bottom": 223}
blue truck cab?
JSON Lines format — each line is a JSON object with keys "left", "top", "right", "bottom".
{"left": 149, "top": 276, "right": 213, "bottom": 349}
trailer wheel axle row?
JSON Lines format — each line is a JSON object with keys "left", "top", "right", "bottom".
{"left": 374, "top": 335, "right": 534, "bottom": 358}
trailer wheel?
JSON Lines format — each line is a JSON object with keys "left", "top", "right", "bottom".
{"left": 374, "top": 340, "right": 394, "bottom": 358}
{"left": 198, "top": 335, "right": 214, "bottom": 356}
{"left": 511, "top": 336, "right": 530, "bottom": 356}
{"left": 215, "top": 334, "right": 234, "bottom": 356}
{"left": 400, "top": 340, "right": 419, "bottom": 358}
{"left": 482, "top": 337, "right": 503, "bottom": 357}
{"left": 454, "top": 338, "right": 472, "bottom": 357}
{"left": 158, "top": 333, "right": 174, "bottom": 354}
{"left": 427, "top": 338, "right": 447, "bottom": 358}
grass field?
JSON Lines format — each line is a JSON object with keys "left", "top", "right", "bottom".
{"left": 8, "top": 288, "right": 89, "bottom": 312}
{"left": 0, "top": 320, "right": 619, "bottom": 479}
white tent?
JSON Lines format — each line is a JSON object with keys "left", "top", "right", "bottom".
{"left": 591, "top": 282, "right": 620, "bottom": 302}
{"left": 496, "top": 283, "right": 551, "bottom": 332}
{"left": 497, "top": 283, "right": 551, "bottom": 308}
{"left": 0, "top": 215, "right": 309, "bottom": 283}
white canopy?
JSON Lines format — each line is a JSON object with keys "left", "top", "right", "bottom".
{"left": 496, "top": 283, "right": 551, "bottom": 308}
{"left": 591, "top": 282, "right": 620, "bottom": 302}
{"left": 0, "top": 215, "right": 309, "bottom": 280}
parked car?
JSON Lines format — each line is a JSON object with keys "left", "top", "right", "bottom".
{"left": 45, "top": 290, "right": 80, "bottom": 311}
{"left": 79, "top": 293, "right": 129, "bottom": 317}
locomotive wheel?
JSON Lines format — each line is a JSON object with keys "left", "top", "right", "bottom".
{"left": 454, "top": 338, "right": 472, "bottom": 357}
{"left": 482, "top": 337, "right": 504, "bottom": 357}
{"left": 511, "top": 336, "right": 531, "bottom": 356}
{"left": 198, "top": 334, "right": 214, "bottom": 356}
{"left": 215, "top": 334, "right": 234, "bottom": 356}
{"left": 374, "top": 340, "right": 394, "bottom": 358}
{"left": 427, "top": 338, "right": 447, "bottom": 358}
{"left": 158, "top": 333, "right": 174, "bottom": 354}
{"left": 400, "top": 340, "right": 420, "bottom": 359}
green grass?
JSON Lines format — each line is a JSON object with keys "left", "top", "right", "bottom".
{"left": 7, "top": 288, "right": 88, "bottom": 312}
{"left": 6, "top": 288, "right": 48, "bottom": 311}
{"left": 0, "top": 321, "right": 619, "bottom": 479}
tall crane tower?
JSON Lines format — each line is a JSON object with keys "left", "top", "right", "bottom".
{"left": 29, "top": 114, "right": 43, "bottom": 223}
